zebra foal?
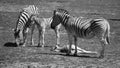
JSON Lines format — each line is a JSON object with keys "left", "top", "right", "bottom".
{"left": 51, "top": 9, "right": 110, "bottom": 58}
{"left": 30, "top": 16, "right": 61, "bottom": 47}
{"left": 13, "top": 5, "right": 40, "bottom": 46}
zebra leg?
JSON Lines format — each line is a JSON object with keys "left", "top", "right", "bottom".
{"left": 54, "top": 27, "right": 60, "bottom": 47}
{"left": 37, "top": 27, "right": 42, "bottom": 47}
{"left": 30, "top": 24, "right": 35, "bottom": 46}
{"left": 52, "top": 27, "right": 60, "bottom": 50}
{"left": 74, "top": 36, "right": 78, "bottom": 56}
{"left": 23, "top": 38, "right": 27, "bottom": 47}
{"left": 37, "top": 29, "right": 40, "bottom": 47}
{"left": 21, "top": 27, "right": 28, "bottom": 47}
{"left": 22, "top": 31, "right": 27, "bottom": 47}
{"left": 98, "top": 38, "right": 106, "bottom": 58}
{"left": 96, "top": 29, "right": 108, "bottom": 58}
{"left": 67, "top": 34, "right": 73, "bottom": 55}
{"left": 41, "top": 28, "right": 45, "bottom": 47}
{"left": 99, "top": 32, "right": 110, "bottom": 58}
{"left": 35, "top": 22, "right": 41, "bottom": 47}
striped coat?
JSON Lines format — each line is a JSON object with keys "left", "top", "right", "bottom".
{"left": 14, "top": 5, "right": 40, "bottom": 46}
{"left": 51, "top": 9, "right": 110, "bottom": 58}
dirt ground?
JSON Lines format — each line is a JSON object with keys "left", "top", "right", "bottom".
{"left": 0, "top": 0, "right": 120, "bottom": 68}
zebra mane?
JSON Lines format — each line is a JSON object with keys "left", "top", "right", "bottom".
{"left": 54, "top": 9, "right": 75, "bottom": 19}
{"left": 56, "top": 8, "right": 69, "bottom": 14}
{"left": 53, "top": 8, "right": 70, "bottom": 17}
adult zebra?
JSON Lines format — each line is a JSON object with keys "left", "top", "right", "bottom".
{"left": 30, "top": 16, "right": 61, "bottom": 47}
{"left": 13, "top": 5, "right": 41, "bottom": 47}
{"left": 51, "top": 9, "right": 110, "bottom": 58}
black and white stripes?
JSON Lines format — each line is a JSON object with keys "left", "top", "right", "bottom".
{"left": 51, "top": 8, "right": 110, "bottom": 58}
{"left": 14, "top": 5, "right": 39, "bottom": 46}
{"left": 16, "top": 5, "right": 39, "bottom": 31}
{"left": 16, "top": 11, "right": 30, "bottom": 31}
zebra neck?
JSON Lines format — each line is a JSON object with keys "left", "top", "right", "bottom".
{"left": 61, "top": 16, "right": 70, "bottom": 26}
{"left": 61, "top": 18, "right": 68, "bottom": 26}
{"left": 61, "top": 16, "right": 74, "bottom": 26}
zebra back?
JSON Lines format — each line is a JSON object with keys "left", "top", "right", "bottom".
{"left": 15, "top": 5, "right": 39, "bottom": 31}
{"left": 23, "top": 5, "right": 39, "bottom": 15}
{"left": 52, "top": 9, "right": 110, "bottom": 39}
{"left": 32, "top": 17, "right": 53, "bottom": 29}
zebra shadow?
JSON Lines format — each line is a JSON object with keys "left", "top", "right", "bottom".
{"left": 50, "top": 46, "right": 98, "bottom": 58}
{"left": 63, "top": 54, "right": 98, "bottom": 58}
{"left": 38, "top": 52, "right": 98, "bottom": 58}
{"left": 39, "top": 49, "right": 98, "bottom": 58}
{"left": 3, "top": 42, "right": 18, "bottom": 47}
{"left": 27, "top": 45, "right": 52, "bottom": 48}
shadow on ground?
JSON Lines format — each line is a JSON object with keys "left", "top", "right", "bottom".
{"left": 3, "top": 42, "right": 18, "bottom": 47}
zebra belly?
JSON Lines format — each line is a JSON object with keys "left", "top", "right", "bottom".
{"left": 76, "top": 31, "right": 95, "bottom": 39}
{"left": 67, "top": 27, "right": 95, "bottom": 39}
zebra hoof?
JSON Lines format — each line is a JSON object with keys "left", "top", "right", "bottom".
{"left": 30, "top": 43, "right": 34, "bottom": 46}
{"left": 22, "top": 45, "right": 26, "bottom": 47}
{"left": 37, "top": 43, "right": 41, "bottom": 47}
{"left": 66, "top": 52, "right": 72, "bottom": 56}
{"left": 21, "top": 44, "right": 26, "bottom": 47}
{"left": 37, "top": 44, "right": 44, "bottom": 48}
{"left": 41, "top": 45, "right": 44, "bottom": 48}
{"left": 66, "top": 53, "right": 70, "bottom": 56}
{"left": 73, "top": 53, "right": 77, "bottom": 56}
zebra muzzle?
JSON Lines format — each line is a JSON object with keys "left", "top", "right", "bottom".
{"left": 51, "top": 25, "right": 55, "bottom": 29}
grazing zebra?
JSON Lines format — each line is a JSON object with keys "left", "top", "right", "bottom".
{"left": 13, "top": 5, "right": 40, "bottom": 46}
{"left": 51, "top": 8, "right": 110, "bottom": 58}
{"left": 30, "top": 16, "right": 61, "bottom": 47}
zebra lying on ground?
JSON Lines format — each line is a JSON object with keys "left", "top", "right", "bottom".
{"left": 30, "top": 16, "right": 61, "bottom": 47}
{"left": 52, "top": 44, "right": 97, "bottom": 54}
{"left": 51, "top": 8, "right": 110, "bottom": 58}
{"left": 13, "top": 5, "right": 41, "bottom": 47}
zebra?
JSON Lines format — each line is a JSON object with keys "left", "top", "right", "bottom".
{"left": 53, "top": 44, "right": 97, "bottom": 54}
{"left": 30, "top": 16, "right": 61, "bottom": 47}
{"left": 13, "top": 5, "right": 40, "bottom": 47}
{"left": 51, "top": 8, "right": 110, "bottom": 58}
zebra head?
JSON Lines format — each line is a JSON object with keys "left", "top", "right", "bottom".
{"left": 14, "top": 15, "right": 37, "bottom": 46}
{"left": 51, "top": 8, "right": 69, "bottom": 29}
{"left": 13, "top": 28, "right": 25, "bottom": 46}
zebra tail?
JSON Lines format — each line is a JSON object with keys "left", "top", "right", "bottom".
{"left": 106, "top": 34, "right": 110, "bottom": 45}
{"left": 106, "top": 24, "right": 110, "bottom": 45}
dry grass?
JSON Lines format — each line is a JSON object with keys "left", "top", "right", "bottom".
{"left": 0, "top": 0, "right": 120, "bottom": 68}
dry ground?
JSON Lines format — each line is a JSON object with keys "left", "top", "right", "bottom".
{"left": 0, "top": 0, "right": 120, "bottom": 68}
